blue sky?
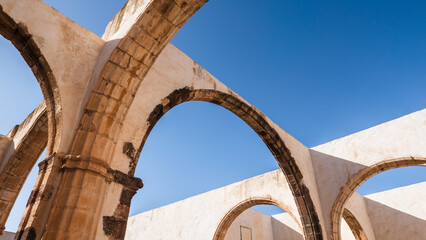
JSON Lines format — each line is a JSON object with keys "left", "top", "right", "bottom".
{"left": 1, "top": 0, "right": 425, "bottom": 231}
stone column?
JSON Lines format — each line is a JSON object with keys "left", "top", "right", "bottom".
{"left": 15, "top": 153, "right": 63, "bottom": 240}
{"left": 29, "top": 155, "right": 143, "bottom": 240}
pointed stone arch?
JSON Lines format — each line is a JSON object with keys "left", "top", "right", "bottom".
{"left": 0, "top": 103, "right": 48, "bottom": 234}
{"left": 131, "top": 87, "right": 323, "bottom": 239}
{"left": 0, "top": 5, "right": 61, "bottom": 153}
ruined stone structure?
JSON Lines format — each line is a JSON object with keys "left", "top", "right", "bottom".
{"left": 125, "top": 173, "right": 426, "bottom": 240}
{"left": 0, "top": 0, "right": 424, "bottom": 239}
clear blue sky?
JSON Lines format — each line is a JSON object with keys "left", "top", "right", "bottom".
{"left": 1, "top": 0, "right": 425, "bottom": 231}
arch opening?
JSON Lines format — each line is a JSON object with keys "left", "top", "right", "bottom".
{"left": 331, "top": 157, "right": 426, "bottom": 240}
{"left": 214, "top": 199, "right": 303, "bottom": 240}
{"left": 130, "top": 88, "right": 322, "bottom": 239}
{"left": 0, "top": 102, "right": 48, "bottom": 235}
{"left": 0, "top": 5, "right": 61, "bottom": 154}
{"left": 0, "top": 36, "right": 42, "bottom": 135}
{"left": 132, "top": 87, "right": 322, "bottom": 239}
{"left": 130, "top": 101, "right": 280, "bottom": 216}
{"left": 125, "top": 101, "right": 301, "bottom": 239}
{"left": 4, "top": 149, "right": 47, "bottom": 234}
{"left": 0, "top": 8, "right": 59, "bottom": 235}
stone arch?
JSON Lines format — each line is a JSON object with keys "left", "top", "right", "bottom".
{"left": 213, "top": 197, "right": 302, "bottom": 240}
{"left": 133, "top": 87, "right": 322, "bottom": 239}
{"left": 0, "top": 5, "right": 61, "bottom": 153}
{"left": 0, "top": 104, "right": 48, "bottom": 234}
{"left": 330, "top": 157, "right": 426, "bottom": 240}
{"left": 71, "top": 0, "right": 208, "bottom": 159}
{"left": 342, "top": 209, "right": 368, "bottom": 240}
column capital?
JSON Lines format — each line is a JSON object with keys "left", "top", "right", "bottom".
{"left": 60, "top": 154, "right": 143, "bottom": 190}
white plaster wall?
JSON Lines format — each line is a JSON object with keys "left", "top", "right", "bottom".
{"left": 313, "top": 109, "right": 426, "bottom": 165}
{"left": 224, "top": 209, "right": 274, "bottom": 240}
{"left": 310, "top": 109, "right": 426, "bottom": 235}
{"left": 0, "top": 0, "right": 105, "bottom": 152}
{"left": 345, "top": 193, "right": 376, "bottom": 240}
{"left": 224, "top": 209, "right": 304, "bottom": 240}
{"left": 364, "top": 182, "right": 426, "bottom": 240}
{"left": 125, "top": 170, "right": 301, "bottom": 240}
{"left": 271, "top": 213, "right": 304, "bottom": 240}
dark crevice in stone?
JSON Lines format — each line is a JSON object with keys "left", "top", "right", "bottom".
{"left": 108, "top": 169, "right": 143, "bottom": 191}
{"left": 14, "top": 227, "right": 36, "bottom": 240}
{"left": 103, "top": 216, "right": 127, "bottom": 240}
{"left": 122, "top": 142, "right": 137, "bottom": 175}
{"left": 120, "top": 188, "right": 137, "bottom": 207}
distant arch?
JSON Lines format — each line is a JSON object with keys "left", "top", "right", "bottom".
{"left": 136, "top": 87, "right": 322, "bottom": 239}
{"left": 212, "top": 197, "right": 302, "bottom": 240}
{"left": 0, "top": 5, "right": 61, "bottom": 153}
{"left": 331, "top": 157, "right": 426, "bottom": 240}
{"left": 0, "top": 104, "right": 48, "bottom": 234}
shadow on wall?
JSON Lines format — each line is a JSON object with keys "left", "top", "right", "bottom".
{"left": 309, "top": 149, "right": 366, "bottom": 211}
{"left": 271, "top": 216, "right": 303, "bottom": 240}
{"left": 365, "top": 198, "right": 426, "bottom": 240}
{"left": 224, "top": 209, "right": 303, "bottom": 240}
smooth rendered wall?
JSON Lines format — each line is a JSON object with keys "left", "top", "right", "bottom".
{"left": 364, "top": 182, "right": 426, "bottom": 240}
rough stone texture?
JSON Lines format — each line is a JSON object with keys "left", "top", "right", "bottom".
{"left": 0, "top": 103, "right": 47, "bottom": 234}
{"left": 0, "top": 0, "right": 423, "bottom": 239}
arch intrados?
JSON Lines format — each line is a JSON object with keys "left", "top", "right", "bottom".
{"left": 213, "top": 197, "right": 302, "bottom": 240}
{"left": 136, "top": 87, "right": 322, "bottom": 239}
{"left": 342, "top": 209, "right": 368, "bottom": 240}
{"left": 331, "top": 157, "right": 426, "bottom": 240}
{"left": 0, "top": 108, "right": 49, "bottom": 234}
{"left": 0, "top": 5, "right": 60, "bottom": 153}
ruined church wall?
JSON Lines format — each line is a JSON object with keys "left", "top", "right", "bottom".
{"left": 125, "top": 170, "right": 300, "bottom": 240}
{"left": 363, "top": 182, "right": 426, "bottom": 240}
{"left": 309, "top": 109, "right": 426, "bottom": 236}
